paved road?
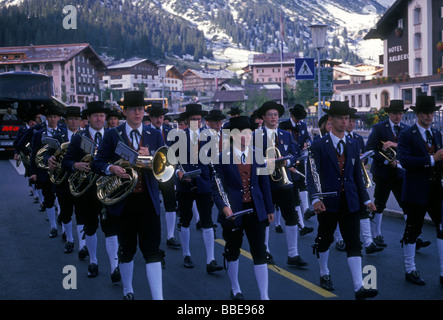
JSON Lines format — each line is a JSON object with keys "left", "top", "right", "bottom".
{"left": 0, "top": 157, "right": 442, "bottom": 303}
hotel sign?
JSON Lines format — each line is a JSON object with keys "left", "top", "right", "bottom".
{"left": 388, "top": 45, "right": 408, "bottom": 63}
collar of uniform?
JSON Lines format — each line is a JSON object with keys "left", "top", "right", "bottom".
{"left": 125, "top": 122, "right": 142, "bottom": 137}
{"left": 329, "top": 131, "right": 347, "bottom": 148}
{"left": 388, "top": 118, "right": 400, "bottom": 131}
{"left": 233, "top": 145, "right": 249, "bottom": 160}
{"left": 415, "top": 122, "right": 432, "bottom": 138}
{"left": 89, "top": 126, "right": 105, "bottom": 139}
{"left": 347, "top": 130, "right": 355, "bottom": 138}
{"left": 265, "top": 126, "right": 277, "bottom": 139}
{"left": 150, "top": 123, "right": 162, "bottom": 131}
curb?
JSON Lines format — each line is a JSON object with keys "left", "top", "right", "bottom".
{"left": 384, "top": 208, "right": 433, "bottom": 225}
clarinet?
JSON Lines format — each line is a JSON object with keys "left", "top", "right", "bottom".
{"left": 307, "top": 142, "right": 337, "bottom": 200}
{"left": 209, "top": 161, "right": 231, "bottom": 209}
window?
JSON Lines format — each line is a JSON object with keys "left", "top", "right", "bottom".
{"left": 351, "top": 96, "right": 355, "bottom": 107}
{"left": 414, "top": 7, "right": 421, "bottom": 25}
{"left": 365, "top": 94, "right": 370, "bottom": 107}
{"left": 414, "top": 33, "right": 422, "bottom": 50}
{"left": 402, "top": 88, "right": 413, "bottom": 104}
{"left": 358, "top": 95, "right": 362, "bottom": 107}
{"left": 414, "top": 58, "right": 422, "bottom": 75}
{"left": 398, "top": 19, "right": 404, "bottom": 29}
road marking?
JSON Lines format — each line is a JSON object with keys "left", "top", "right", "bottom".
{"left": 9, "top": 159, "right": 25, "bottom": 175}
{"left": 215, "top": 238, "right": 337, "bottom": 298}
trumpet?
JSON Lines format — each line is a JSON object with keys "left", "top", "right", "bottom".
{"left": 379, "top": 141, "right": 397, "bottom": 162}
{"left": 360, "top": 150, "right": 374, "bottom": 188}
{"left": 265, "top": 147, "right": 293, "bottom": 189}
{"left": 49, "top": 142, "right": 70, "bottom": 185}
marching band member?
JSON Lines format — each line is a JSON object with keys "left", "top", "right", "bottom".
{"left": 92, "top": 91, "right": 165, "bottom": 300}
{"left": 106, "top": 108, "right": 124, "bottom": 128}
{"left": 63, "top": 101, "right": 120, "bottom": 281}
{"left": 254, "top": 101, "right": 307, "bottom": 268}
{"left": 346, "top": 110, "right": 383, "bottom": 254}
{"left": 212, "top": 115, "right": 274, "bottom": 300}
{"left": 148, "top": 103, "right": 181, "bottom": 249}
{"left": 48, "top": 106, "right": 81, "bottom": 254}
{"left": 397, "top": 95, "right": 443, "bottom": 286}
{"left": 365, "top": 100, "right": 410, "bottom": 248}
{"left": 307, "top": 101, "right": 378, "bottom": 299}
{"left": 174, "top": 104, "right": 223, "bottom": 273}
{"left": 29, "top": 103, "right": 65, "bottom": 238}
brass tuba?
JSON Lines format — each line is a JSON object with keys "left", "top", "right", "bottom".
{"left": 35, "top": 144, "right": 50, "bottom": 170}
{"left": 68, "top": 152, "right": 99, "bottom": 197}
{"left": 49, "top": 142, "right": 70, "bottom": 185}
{"left": 96, "top": 146, "right": 175, "bottom": 206}
{"left": 265, "top": 147, "right": 293, "bottom": 189}
{"left": 378, "top": 141, "right": 397, "bottom": 162}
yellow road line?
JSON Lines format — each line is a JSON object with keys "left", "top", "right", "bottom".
{"left": 215, "top": 238, "right": 337, "bottom": 298}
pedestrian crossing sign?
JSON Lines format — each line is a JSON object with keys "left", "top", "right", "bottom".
{"left": 295, "top": 58, "right": 315, "bottom": 80}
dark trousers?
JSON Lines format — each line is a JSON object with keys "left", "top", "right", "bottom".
{"left": 40, "top": 179, "right": 56, "bottom": 208}
{"left": 403, "top": 181, "right": 443, "bottom": 243}
{"left": 372, "top": 174, "right": 403, "bottom": 213}
{"left": 222, "top": 203, "right": 268, "bottom": 265}
{"left": 177, "top": 191, "right": 213, "bottom": 228}
{"left": 315, "top": 194, "right": 362, "bottom": 257}
{"left": 159, "top": 178, "right": 177, "bottom": 212}
{"left": 271, "top": 188, "right": 299, "bottom": 226}
{"left": 57, "top": 191, "right": 77, "bottom": 224}
{"left": 117, "top": 192, "right": 163, "bottom": 264}
{"left": 75, "top": 188, "right": 102, "bottom": 236}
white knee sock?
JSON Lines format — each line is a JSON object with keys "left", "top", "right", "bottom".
{"left": 192, "top": 201, "right": 200, "bottom": 221}
{"left": 360, "top": 218, "right": 373, "bottom": 247}
{"left": 373, "top": 213, "right": 382, "bottom": 237}
{"left": 264, "top": 226, "right": 270, "bottom": 254}
{"left": 227, "top": 260, "right": 241, "bottom": 295}
{"left": 146, "top": 262, "right": 163, "bottom": 300}
{"left": 105, "top": 235, "right": 119, "bottom": 272}
{"left": 202, "top": 227, "right": 215, "bottom": 264}
{"left": 165, "top": 211, "right": 176, "bottom": 239}
{"left": 63, "top": 221, "right": 74, "bottom": 242}
{"left": 285, "top": 225, "right": 299, "bottom": 258}
{"left": 46, "top": 206, "right": 57, "bottom": 229}
{"left": 179, "top": 227, "right": 191, "bottom": 257}
{"left": 120, "top": 261, "right": 134, "bottom": 295}
{"left": 77, "top": 225, "right": 86, "bottom": 249}
{"left": 300, "top": 191, "right": 310, "bottom": 213}
{"left": 347, "top": 256, "right": 363, "bottom": 292}
{"left": 85, "top": 233, "right": 98, "bottom": 264}
{"left": 274, "top": 208, "right": 281, "bottom": 226}
{"left": 404, "top": 243, "right": 416, "bottom": 273}
{"left": 334, "top": 226, "right": 343, "bottom": 242}
{"left": 254, "top": 264, "right": 269, "bottom": 300}
{"left": 37, "top": 189, "right": 44, "bottom": 205}
{"left": 318, "top": 250, "right": 329, "bottom": 276}
{"left": 296, "top": 206, "right": 305, "bottom": 228}
{"left": 437, "top": 238, "right": 443, "bottom": 277}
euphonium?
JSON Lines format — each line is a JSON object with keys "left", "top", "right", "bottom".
{"left": 68, "top": 152, "right": 98, "bottom": 197}
{"left": 96, "top": 146, "right": 175, "bottom": 206}
{"left": 265, "top": 146, "right": 293, "bottom": 189}
{"left": 378, "top": 141, "right": 397, "bottom": 162}
{"left": 35, "top": 144, "right": 50, "bottom": 170}
{"left": 49, "top": 142, "right": 70, "bottom": 185}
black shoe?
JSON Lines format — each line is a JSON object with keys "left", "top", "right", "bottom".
{"left": 166, "top": 237, "right": 181, "bottom": 249}
{"left": 123, "top": 292, "right": 134, "bottom": 300}
{"left": 184, "top": 255, "right": 194, "bottom": 269}
{"left": 78, "top": 246, "right": 89, "bottom": 260}
{"left": 300, "top": 226, "right": 314, "bottom": 236}
{"left": 365, "top": 242, "right": 384, "bottom": 254}
{"left": 373, "top": 235, "right": 387, "bottom": 247}
{"left": 33, "top": 197, "right": 39, "bottom": 203}
{"left": 87, "top": 263, "right": 99, "bottom": 278}
{"left": 64, "top": 241, "right": 74, "bottom": 254}
{"left": 304, "top": 208, "right": 315, "bottom": 220}
{"left": 405, "top": 270, "right": 425, "bottom": 285}
{"left": 416, "top": 238, "right": 431, "bottom": 250}
{"left": 111, "top": 267, "right": 121, "bottom": 283}
{"left": 29, "top": 190, "right": 34, "bottom": 197}
{"left": 355, "top": 286, "right": 378, "bottom": 300}
{"left": 335, "top": 241, "right": 346, "bottom": 251}
{"left": 287, "top": 255, "right": 308, "bottom": 268}
{"left": 320, "top": 274, "right": 334, "bottom": 291}
{"left": 39, "top": 204, "right": 46, "bottom": 212}
{"left": 49, "top": 228, "right": 57, "bottom": 238}
{"left": 231, "top": 290, "right": 244, "bottom": 300}
{"left": 275, "top": 225, "right": 284, "bottom": 233}
{"left": 206, "top": 260, "right": 223, "bottom": 273}
{"left": 266, "top": 252, "right": 275, "bottom": 265}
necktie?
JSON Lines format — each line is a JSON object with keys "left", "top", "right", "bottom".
{"left": 241, "top": 152, "right": 246, "bottom": 165}
{"left": 347, "top": 133, "right": 353, "bottom": 139}
{"left": 425, "top": 130, "right": 433, "bottom": 146}
{"left": 130, "top": 129, "right": 140, "bottom": 147}
{"left": 95, "top": 132, "right": 102, "bottom": 145}
{"left": 394, "top": 125, "right": 400, "bottom": 137}
{"left": 337, "top": 140, "right": 345, "bottom": 156}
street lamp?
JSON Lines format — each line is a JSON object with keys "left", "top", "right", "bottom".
{"left": 420, "top": 82, "right": 429, "bottom": 96}
{"left": 309, "top": 24, "right": 328, "bottom": 121}
{"left": 158, "top": 64, "right": 167, "bottom": 108}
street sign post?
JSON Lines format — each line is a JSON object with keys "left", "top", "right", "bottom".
{"left": 314, "top": 67, "right": 333, "bottom": 97}
{"left": 295, "top": 58, "right": 315, "bottom": 80}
